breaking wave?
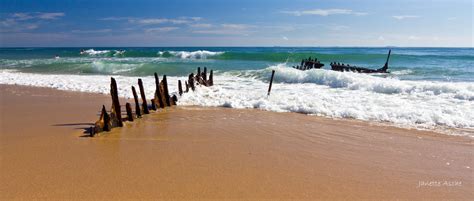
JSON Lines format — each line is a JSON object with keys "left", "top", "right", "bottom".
{"left": 235, "top": 64, "right": 474, "bottom": 101}
{"left": 158, "top": 50, "right": 224, "bottom": 59}
{"left": 80, "top": 49, "right": 111, "bottom": 55}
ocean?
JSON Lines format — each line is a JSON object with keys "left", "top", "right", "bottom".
{"left": 1, "top": 47, "right": 473, "bottom": 136}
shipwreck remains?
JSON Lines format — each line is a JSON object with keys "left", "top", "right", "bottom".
{"left": 293, "top": 57, "right": 324, "bottom": 70}
{"left": 91, "top": 67, "right": 214, "bottom": 136}
{"left": 330, "top": 50, "right": 391, "bottom": 73}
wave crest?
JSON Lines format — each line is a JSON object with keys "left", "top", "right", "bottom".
{"left": 81, "top": 49, "right": 110, "bottom": 55}
{"left": 237, "top": 64, "right": 474, "bottom": 101}
{"left": 158, "top": 50, "right": 224, "bottom": 59}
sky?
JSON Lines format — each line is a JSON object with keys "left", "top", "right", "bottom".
{"left": 0, "top": 0, "right": 472, "bottom": 47}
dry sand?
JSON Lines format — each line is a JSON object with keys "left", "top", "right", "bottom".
{"left": 0, "top": 84, "right": 472, "bottom": 200}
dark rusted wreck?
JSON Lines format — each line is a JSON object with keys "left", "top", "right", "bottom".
{"left": 330, "top": 50, "right": 391, "bottom": 73}
{"left": 91, "top": 67, "right": 215, "bottom": 136}
{"left": 293, "top": 57, "right": 324, "bottom": 70}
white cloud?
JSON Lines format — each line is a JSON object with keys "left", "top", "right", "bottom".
{"left": 72, "top": 29, "right": 112, "bottom": 34}
{"left": 0, "top": 22, "right": 39, "bottom": 32}
{"left": 12, "top": 12, "right": 65, "bottom": 20}
{"left": 104, "top": 16, "right": 202, "bottom": 25}
{"left": 99, "top": 17, "right": 133, "bottom": 21}
{"left": 1, "top": 12, "right": 64, "bottom": 33}
{"left": 282, "top": 36, "right": 289, "bottom": 40}
{"left": 133, "top": 18, "right": 169, "bottom": 24}
{"left": 145, "top": 27, "right": 179, "bottom": 33}
{"left": 408, "top": 35, "right": 420, "bottom": 40}
{"left": 392, "top": 15, "right": 420, "bottom": 20}
{"left": 447, "top": 17, "right": 457, "bottom": 20}
{"left": 221, "top": 24, "right": 250, "bottom": 29}
{"left": 282, "top": 9, "right": 368, "bottom": 17}
{"left": 1, "top": 18, "right": 17, "bottom": 27}
{"left": 190, "top": 23, "right": 212, "bottom": 28}
{"left": 192, "top": 24, "right": 254, "bottom": 35}
{"left": 12, "top": 13, "right": 34, "bottom": 20}
{"left": 378, "top": 36, "right": 385, "bottom": 41}
{"left": 169, "top": 19, "right": 191, "bottom": 24}
{"left": 37, "top": 12, "right": 65, "bottom": 20}
{"left": 25, "top": 24, "right": 39, "bottom": 30}
{"left": 189, "top": 17, "right": 202, "bottom": 21}
{"left": 328, "top": 25, "right": 349, "bottom": 31}
{"left": 263, "top": 25, "right": 296, "bottom": 32}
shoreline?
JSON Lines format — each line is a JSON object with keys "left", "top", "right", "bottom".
{"left": 1, "top": 84, "right": 472, "bottom": 200}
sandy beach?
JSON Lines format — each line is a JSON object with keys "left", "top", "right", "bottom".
{"left": 0, "top": 84, "right": 472, "bottom": 200}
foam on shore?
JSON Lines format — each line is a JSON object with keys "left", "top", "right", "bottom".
{"left": 1, "top": 67, "right": 473, "bottom": 137}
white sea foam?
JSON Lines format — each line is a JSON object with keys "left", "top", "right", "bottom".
{"left": 113, "top": 50, "right": 126, "bottom": 57}
{"left": 81, "top": 49, "right": 110, "bottom": 55}
{"left": 90, "top": 60, "right": 141, "bottom": 74}
{"left": 391, "top": 69, "right": 414, "bottom": 75}
{"left": 1, "top": 67, "right": 473, "bottom": 137}
{"left": 158, "top": 50, "right": 224, "bottom": 59}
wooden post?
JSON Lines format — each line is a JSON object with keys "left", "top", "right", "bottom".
{"left": 188, "top": 73, "right": 195, "bottom": 91}
{"left": 94, "top": 105, "right": 111, "bottom": 134}
{"left": 203, "top": 67, "right": 207, "bottom": 81}
{"left": 178, "top": 80, "right": 183, "bottom": 96}
{"left": 110, "top": 77, "right": 123, "bottom": 127}
{"left": 162, "top": 75, "right": 171, "bottom": 106}
{"left": 209, "top": 70, "right": 213, "bottom": 86}
{"left": 150, "top": 99, "right": 156, "bottom": 110}
{"left": 154, "top": 73, "right": 165, "bottom": 108}
{"left": 138, "top": 78, "right": 149, "bottom": 114}
{"left": 185, "top": 81, "right": 189, "bottom": 92}
{"left": 267, "top": 70, "right": 275, "bottom": 96}
{"left": 171, "top": 95, "right": 178, "bottom": 105}
{"left": 131, "top": 86, "right": 141, "bottom": 118}
{"left": 90, "top": 127, "right": 95, "bottom": 137}
{"left": 125, "top": 103, "right": 133, "bottom": 121}
{"left": 197, "top": 67, "right": 201, "bottom": 81}
{"left": 102, "top": 105, "right": 111, "bottom": 131}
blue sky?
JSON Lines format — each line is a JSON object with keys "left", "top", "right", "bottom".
{"left": 0, "top": 0, "right": 472, "bottom": 47}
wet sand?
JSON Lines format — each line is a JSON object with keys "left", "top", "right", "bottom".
{"left": 0, "top": 84, "right": 472, "bottom": 200}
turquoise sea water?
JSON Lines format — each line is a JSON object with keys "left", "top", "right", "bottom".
{"left": 1, "top": 47, "right": 473, "bottom": 136}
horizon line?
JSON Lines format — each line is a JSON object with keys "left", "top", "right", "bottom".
{"left": 1, "top": 46, "right": 473, "bottom": 48}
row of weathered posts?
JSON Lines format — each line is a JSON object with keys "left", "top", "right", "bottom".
{"left": 91, "top": 67, "right": 214, "bottom": 136}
